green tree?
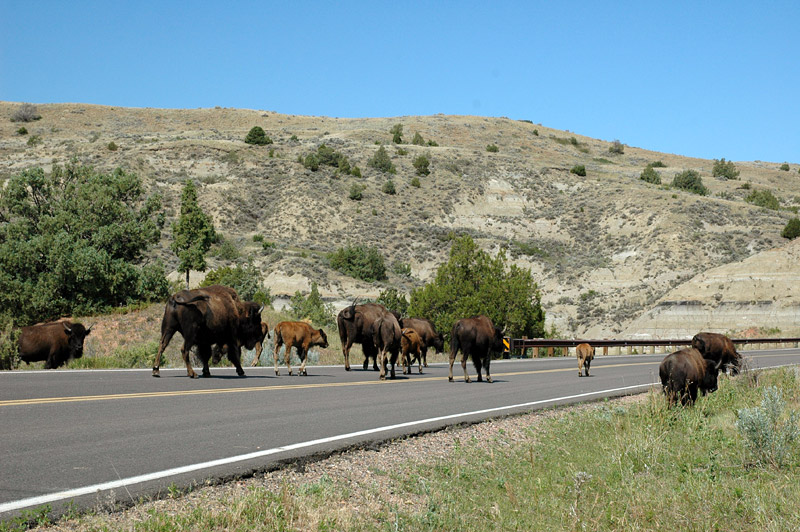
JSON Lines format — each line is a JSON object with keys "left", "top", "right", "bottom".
{"left": 244, "top": 126, "right": 272, "bottom": 145}
{"left": 377, "top": 288, "right": 409, "bottom": 317}
{"left": 413, "top": 154, "right": 431, "bottom": 176}
{"left": 0, "top": 314, "right": 20, "bottom": 370}
{"left": 368, "top": 145, "right": 396, "bottom": 174}
{"left": 672, "top": 170, "right": 708, "bottom": 195}
{"left": 328, "top": 245, "right": 387, "bottom": 282}
{"left": 408, "top": 235, "right": 545, "bottom": 343}
{"left": 390, "top": 124, "right": 403, "bottom": 144}
{"left": 0, "top": 162, "right": 165, "bottom": 324}
{"left": 782, "top": 218, "right": 800, "bottom": 240}
{"left": 712, "top": 158, "right": 740, "bottom": 180}
{"left": 289, "top": 282, "right": 335, "bottom": 327}
{"left": 746, "top": 189, "right": 781, "bottom": 210}
{"left": 171, "top": 180, "right": 216, "bottom": 289}
{"left": 640, "top": 165, "right": 661, "bottom": 184}
{"left": 411, "top": 132, "right": 425, "bottom": 146}
{"left": 201, "top": 261, "right": 271, "bottom": 305}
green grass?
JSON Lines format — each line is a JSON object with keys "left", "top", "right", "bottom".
{"left": 43, "top": 367, "right": 800, "bottom": 531}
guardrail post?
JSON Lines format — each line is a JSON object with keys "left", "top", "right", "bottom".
{"left": 603, "top": 346, "right": 608, "bottom": 356}
{"left": 521, "top": 336, "right": 528, "bottom": 358}
{"left": 547, "top": 347, "right": 554, "bottom": 357}
{"left": 533, "top": 346, "right": 539, "bottom": 358}
{"left": 627, "top": 345, "right": 632, "bottom": 355}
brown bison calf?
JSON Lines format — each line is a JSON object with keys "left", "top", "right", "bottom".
{"left": 659, "top": 347, "right": 720, "bottom": 406}
{"left": 576, "top": 343, "right": 595, "bottom": 377}
{"left": 400, "top": 328, "right": 424, "bottom": 374}
{"left": 273, "top": 321, "right": 329, "bottom": 376}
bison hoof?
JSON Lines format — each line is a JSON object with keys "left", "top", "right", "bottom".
{"left": 345, "top": 366, "right": 351, "bottom": 371}
{"left": 301, "top": 370, "right": 307, "bottom": 376}
{"left": 237, "top": 370, "right": 246, "bottom": 377}
{"left": 275, "top": 370, "right": 280, "bottom": 376}
{"left": 152, "top": 368, "right": 161, "bottom": 377}
{"left": 465, "top": 378, "right": 472, "bottom": 383}
{"left": 487, "top": 377, "right": 493, "bottom": 383}
{"left": 363, "top": 361, "right": 369, "bottom": 370}
{"left": 448, "top": 376, "right": 453, "bottom": 382}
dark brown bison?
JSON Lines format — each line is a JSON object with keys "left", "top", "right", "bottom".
{"left": 691, "top": 332, "right": 742, "bottom": 375}
{"left": 372, "top": 313, "right": 402, "bottom": 380}
{"left": 18, "top": 320, "right": 93, "bottom": 369}
{"left": 272, "top": 321, "right": 329, "bottom": 376}
{"left": 449, "top": 315, "right": 505, "bottom": 383}
{"left": 659, "top": 347, "right": 721, "bottom": 406}
{"left": 398, "top": 317, "right": 444, "bottom": 368}
{"left": 152, "top": 285, "right": 263, "bottom": 378}
{"left": 214, "top": 321, "right": 270, "bottom": 366}
{"left": 337, "top": 302, "right": 400, "bottom": 372}
{"left": 400, "top": 327, "right": 424, "bottom": 374}
{"left": 576, "top": 343, "right": 595, "bottom": 377}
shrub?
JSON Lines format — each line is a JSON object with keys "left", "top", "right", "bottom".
{"left": 408, "top": 235, "right": 544, "bottom": 342}
{"left": 252, "top": 234, "right": 264, "bottom": 243}
{"left": 737, "top": 386, "right": 799, "bottom": 468}
{"left": 746, "top": 189, "right": 781, "bottom": 210}
{"left": 107, "top": 141, "right": 118, "bottom": 151}
{"left": 392, "top": 261, "right": 412, "bottom": 277}
{"left": 650, "top": 160, "right": 667, "bottom": 168}
{"left": 290, "top": 134, "right": 298, "bottom": 141}
{"left": 289, "top": 282, "right": 335, "bottom": 327}
{"left": 244, "top": 126, "right": 272, "bottom": 145}
{"left": 303, "top": 153, "right": 320, "bottom": 171}
{"left": 349, "top": 183, "right": 365, "bottom": 201}
{"left": 640, "top": 165, "right": 661, "bottom": 184}
{"left": 609, "top": 140, "right": 624, "bottom": 154}
{"left": 368, "top": 145, "right": 396, "bottom": 174}
{"left": 376, "top": 287, "right": 408, "bottom": 316}
{"left": 570, "top": 137, "right": 579, "bottom": 146}
{"left": 26, "top": 135, "right": 41, "bottom": 147}
{"left": 201, "top": 261, "right": 272, "bottom": 306}
{"left": 16, "top": 127, "right": 27, "bottom": 135}
{"left": 570, "top": 165, "right": 586, "bottom": 176}
{"left": 781, "top": 218, "right": 800, "bottom": 239}
{"left": 410, "top": 177, "right": 421, "bottom": 188}
{"left": 712, "top": 158, "right": 740, "bottom": 180}
{"left": 486, "top": 144, "right": 499, "bottom": 153}
{"left": 411, "top": 132, "right": 425, "bottom": 146}
{"left": 211, "top": 238, "right": 240, "bottom": 260}
{"left": 10, "top": 103, "right": 41, "bottom": 122}
{"left": 0, "top": 162, "right": 165, "bottom": 324}
{"left": 395, "top": 147, "right": 408, "bottom": 156}
{"left": 382, "top": 180, "right": 396, "bottom": 195}
{"left": 533, "top": 129, "right": 539, "bottom": 136}
{"left": 412, "top": 154, "right": 430, "bottom": 176}
{"left": 427, "top": 140, "right": 439, "bottom": 147}
{"left": 350, "top": 166, "right": 362, "bottom": 178}
{"left": 780, "top": 163, "right": 790, "bottom": 171}
{"left": 671, "top": 170, "right": 708, "bottom": 195}
{"left": 0, "top": 314, "right": 20, "bottom": 370}
{"left": 390, "top": 124, "right": 403, "bottom": 144}
{"left": 328, "top": 245, "right": 387, "bottom": 282}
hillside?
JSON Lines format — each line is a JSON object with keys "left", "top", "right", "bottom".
{"left": 2, "top": 102, "right": 799, "bottom": 338}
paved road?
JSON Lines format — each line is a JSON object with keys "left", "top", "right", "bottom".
{"left": 1, "top": 348, "right": 797, "bottom": 519}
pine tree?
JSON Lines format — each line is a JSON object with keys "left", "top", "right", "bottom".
{"left": 171, "top": 180, "right": 215, "bottom": 289}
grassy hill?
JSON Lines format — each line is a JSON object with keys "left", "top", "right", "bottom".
{"left": 2, "top": 102, "right": 799, "bottom": 338}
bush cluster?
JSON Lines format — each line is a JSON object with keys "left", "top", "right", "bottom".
{"left": 376, "top": 287, "right": 408, "bottom": 317}
{"left": 609, "top": 140, "right": 624, "bottom": 154}
{"left": 746, "top": 189, "right": 781, "bottom": 210}
{"left": 328, "top": 245, "right": 387, "bottom": 282}
{"left": 0, "top": 162, "right": 167, "bottom": 324}
{"left": 349, "top": 183, "right": 365, "bottom": 201}
{"left": 10, "top": 103, "right": 41, "bottom": 123}
{"left": 486, "top": 144, "right": 499, "bottom": 153}
{"left": 289, "top": 282, "right": 335, "bottom": 327}
{"left": 782, "top": 218, "right": 800, "bottom": 240}
{"left": 712, "top": 158, "right": 740, "bottom": 180}
{"left": 737, "top": 386, "right": 799, "bottom": 467}
{"left": 201, "top": 262, "right": 272, "bottom": 306}
{"left": 390, "top": 124, "right": 403, "bottom": 144}
{"left": 672, "top": 170, "right": 708, "bottom": 195}
{"left": 640, "top": 165, "right": 661, "bottom": 184}
{"left": 779, "top": 163, "right": 790, "bottom": 171}
{"left": 367, "top": 145, "right": 396, "bottom": 174}
{"left": 382, "top": 180, "right": 396, "bottom": 195}
{"left": 413, "top": 154, "right": 430, "bottom": 176}
{"left": 570, "top": 165, "right": 586, "bottom": 176}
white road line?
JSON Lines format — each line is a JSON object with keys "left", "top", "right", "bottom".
{"left": 0, "top": 382, "right": 655, "bottom": 514}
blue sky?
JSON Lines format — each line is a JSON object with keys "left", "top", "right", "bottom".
{"left": 2, "top": 1, "right": 798, "bottom": 163}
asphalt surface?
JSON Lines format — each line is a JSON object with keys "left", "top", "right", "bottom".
{"left": 1, "top": 348, "right": 798, "bottom": 520}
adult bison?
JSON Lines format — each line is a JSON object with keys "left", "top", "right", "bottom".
{"left": 272, "top": 321, "right": 329, "bottom": 376}
{"left": 398, "top": 317, "right": 444, "bottom": 368}
{"left": 152, "top": 285, "right": 263, "bottom": 378}
{"left": 18, "top": 320, "right": 93, "bottom": 369}
{"left": 691, "top": 332, "right": 742, "bottom": 375}
{"left": 659, "top": 347, "right": 720, "bottom": 406}
{"left": 576, "top": 342, "right": 595, "bottom": 377}
{"left": 449, "top": 315, "right": 505, "bottom": 383}
{"left": 214, "top": 321, "right": 270, "bottom": 366}
{"left": 337, "top": 302, "right": 400, "bottom": 373}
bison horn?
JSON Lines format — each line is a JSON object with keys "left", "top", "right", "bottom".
{"left": 714, "top": 357, "right": 723, "bottom": 370}
{"left": 257, "top": 305, "right": 264, "bottom": 315}
{"left": 86, "top": 324, "right": 94, "bottom": 333}
{"left": 62, "top": 322, "right": 72, "bottom": 334}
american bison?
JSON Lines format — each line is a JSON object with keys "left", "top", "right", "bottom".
{"left": 214, "top": 321, "right": 270, "bottom": 366}
{"left": 337, "top": 302, "right": 399, "bottom": 372}
{"left": 576, "top": 343, "right": 595, "bottom": 377}
{"left": 152, "top": 285, "right": 263, "bottom": 378}
{"left": 272, "top": 321, "right": 329, "bottom": 376}
{"left": 691, "top": 332, "right": 742, "bottom": 375}
{"left": 449, "top": 315, "right": 505, "bottom": 383}
{"left": 400, "top": 327, "right": 424, "bottom": 374}
{"left": 372, "top": 313, "right": 402, "bottom": 380}
{"left": 659, "top": 347, "right": 721, "bottom": 406}
{"left": 18, "top": 320, "right": 93, "bottom": 369}
{"left": 398, "top": 317, "right": 444, "bottom": 368}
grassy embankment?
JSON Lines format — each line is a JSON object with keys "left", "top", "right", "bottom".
{"left": 12, "top": 367, "right": 799, "bottom": 531}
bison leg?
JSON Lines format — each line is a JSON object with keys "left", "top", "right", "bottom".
{"left": 229, "top": 344, "right": 246, "bottom": 377}
{"left": 251, "top": 340, "right": 263, "bottom": 367}
{"left": 448, "top": 349, "right": 456, "bottom": 382}
{"left": 298, "top": 344, "right": 309, "bottom": 376}
{"left": 180, "top": 343, "right": 198, "bottom": 379}
{"left": 198, "top": 344, "right": 212, "bottom": 378}
{"left": 153, "top": 328, "right": 178, "bottom": 377}
{"left": 378, "top": 349, "right": 387, "bottom": 380}
{"left": 284, "top": 340, "right": 295, "bottom": 376}
{"left": 417, "top": 349, "right": 423, "bottom": 374}
{"left": 461, "top": 353, "right": 471, "bottom": 383}
{"left": 484, "top": 357, "right": 492, "bottom": 383}
{"left": 421, "top": 346, "right": 428, "bottom": 367}
{"left": 342, "top": 338, "right": 352, "bottom": 372}
{"left": 578, "top": 357, "right": 583, "bottom": 377}
{"left": 585, "top": 358, "right": 591, "bottom": 377}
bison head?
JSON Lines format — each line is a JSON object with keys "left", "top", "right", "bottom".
{"left": 432, "top": 333, "right": 445, "bottom": 353}
{"left": 702, "top": 360, "right": 720, "bottom": 394}
{"left": 491, "top": 327, "right": 506, "bottom": 353}
{"left": 63, "top": 322, "right": 92, "bottom": 360}
{"left": 317, "top": 328, "right": 329, "bottom": 348}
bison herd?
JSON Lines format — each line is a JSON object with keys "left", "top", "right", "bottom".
{"left": 15, "top": 285, "right": 746, "bottom": 404}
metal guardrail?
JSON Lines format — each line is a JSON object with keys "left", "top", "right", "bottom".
{"left": 508, "top": 337, "right": 800, "bottom": 357}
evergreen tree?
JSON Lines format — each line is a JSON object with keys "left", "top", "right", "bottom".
{"left": 171, "top": 180, "right": 215, "bottom": 289}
